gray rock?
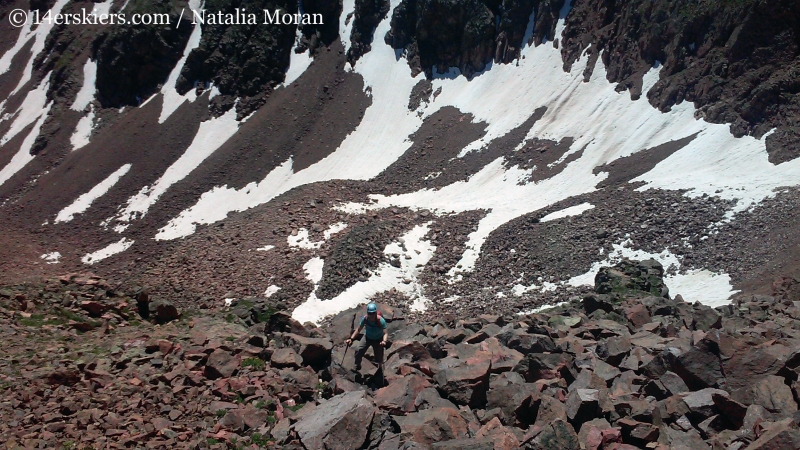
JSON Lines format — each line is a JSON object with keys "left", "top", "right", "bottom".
{"left": 294, "top": 391, "right": 376, "bottom": 450}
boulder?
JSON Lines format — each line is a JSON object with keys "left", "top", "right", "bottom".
{"left": 204, "top": 349, "right": 239, "bottom": 379}
{"left": 577, "top": 418, "right": 621, "bottom": 450}
{"left": 497, "top": 330, "right": 556, "bottom": 354}
{"left": 515, "top": 353, "right": 575, "bottom": 382}
{"left": 271, "top": 348, "right": 303, "bottom": 369}
{"left": 525, "top": 419, "right": 580, "bottom": 450}
{"left": 711, "top": 393, "right": 748, "bottom": 429}
{"left": 681, "top": 388, "right": 729, "bottom": 422}
{"left": 294, "top": 391, "right": 376, "bottom": 450}
{"left": 149, "top": 299, "right": 180, "bottom": 324}
{"left": 744, "top": 375, "right": 798, "bottom": 416}
{"left": 394, "top": 407, "right": 469, "bottom": 445}
{"left": 658, "top": 426, "right": 710, "bottom": 450}
{"left": 745, "top": 418, "right": 800, "bottom": 450}
{"left": 725, "top": 343, "right": 795, "bottom": 398}
{"left": 596, "top": 336, "right": 631, "bottom": 366}
{"left": 674, "top": 337, "right": 724, "bottom": 390}
{"left": 485, "top": 383, "right": 540, "bottom": 426}
{"left": 624, "top": 304, "right": 651, "bottom": 329}
{"left": 414, "top": 387, "right": 457, "bottom": 411}
{"left": 473, "top": 417, "right": 520, "bottom": 449}
{"left": 594, "top": 259, "right": 667, "bottom": 298}
{"left": 268, "top": 311, "right": 310, "bottom": 337}
{"left": 374, "top": 375, "right": 430, "bottom": 415}
{"left": 566, "top": 388, "right": 600, "bottom": 426}
{"left": 282, "top": 333, "right": 333, "bottom": 368}
{"left": 433, "top": 360, "right": 491, "bottom": 408}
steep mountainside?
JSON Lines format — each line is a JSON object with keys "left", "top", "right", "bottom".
{"left": 1, "top": 0, "right": 800, "bottom": 329}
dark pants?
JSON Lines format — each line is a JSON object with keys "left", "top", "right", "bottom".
{"left": 354, "top": 337, "right": 384, "bottom": 368}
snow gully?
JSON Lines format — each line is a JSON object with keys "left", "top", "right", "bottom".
{"left": 190, "top": 8, "right": 323, "bottom": 25}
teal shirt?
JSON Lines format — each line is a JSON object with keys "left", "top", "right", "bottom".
{"left": 360, "top": 316, "right": 387, "bottom": 340}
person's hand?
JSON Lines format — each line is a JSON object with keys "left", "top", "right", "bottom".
{"left": 380, "top": 340, "right": 386, "bottom": 347}
{"left": 345, "top": 339, "right": 352, "bottom": 346}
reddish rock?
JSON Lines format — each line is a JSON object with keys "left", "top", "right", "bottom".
{"left": 394, "top": 407, "right": 470, "bottom": 445}
{"left": 282, "top": 333, "right": 333, "bottom": 367}
{"left": 80, "top": 300, "right": 109, "bottom": 317}
{"left": 625, "top": 304, "right": 651, "bottom": 329}
{"left": 433, "top": 360, "right": 491, "bottom": 408}
{"left": 524, "top": 419, "right": 579, "bottom": 450}
{"left": 271, "top": 348, "right": 303, "bottom": 369}
{"left": 474, "top": 417, "right": 520, "bottom": 449}
{"left": 746, "top": 419, "right": 800, "bottom": 449}
{"left": 374, "top": 374, "right": 430, "bottom": 414}
{"left": 204, "top": 349, "right": 239, "bottom": 379}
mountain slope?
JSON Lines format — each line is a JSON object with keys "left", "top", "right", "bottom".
{"left": 0, "top": 0, "right": 799, "bottom": 324}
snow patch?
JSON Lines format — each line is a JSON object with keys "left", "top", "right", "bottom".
{"left": 324, "top": 222, "right": 348, "bottom": 239}
{"left": 55, "top": 164, "right": 131, "bottom": 223}
{"left": 665, "top": 270, "right": 739, "bottom": 308}
{"left": 339, "top": 0, "right": 357, "bottom": 53}
{"left": 158, "top": 0, "right": 202, "bottom": 124}
{"left": 255, "top": 245, "right": 275, "bottom": 252}
{"left": 288, "top": 222, "right": 348, "bottom": 249}
{"left": 156, "top": 0, "right": 425, "bottom": 239}
{"left": 293, "top": 222, "right": 435, "bottom": 324}
{"left": 70, "top": 108, "right": 96, "bottom": 150}
{"left": 81, "top": 238, "right": 134, "bottom": 265}
{"left": 71, "top": 59, "right": 98, "bottom": 112}
{"left": 517, "top": 302, "right": 568, "bottom": 316}
{"left": 0, "top": 76, "right": 52, "bottom": 188}
{"left": 304, "top": 257, "right": 325, "bottom": 285}
{"left": 0, "top": 0, "right": 68, "bottom": 96}
{"left": 280, "top": 28, "right": 313, "bottom": 87}
{"left": 40, "top": 252, "right": 61, "bottom": 264}
{"left": 264, "top": 285, "right": 281, "bottom": 297}
{"left": 288, "top": 229, "right": 322, "bottom": 249}
{"left": 540, "top": 202, "right": 595, "bottom": 222}
{"left": 0, "top": 74, "right": 50, "bottom": 147}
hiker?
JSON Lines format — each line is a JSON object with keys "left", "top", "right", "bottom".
{"left": 345, "top": 303, "right": 388, "bottom": 372}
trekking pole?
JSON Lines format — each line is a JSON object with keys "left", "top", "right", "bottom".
{"left": 340, "top": 341, "right": 351, "bottom": 366}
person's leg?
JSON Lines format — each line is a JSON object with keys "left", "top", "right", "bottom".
{"left": 373, "top": 340, "right": 385, "bottom": 367}
{"left": 353, "top": 337, "right": 370, "bottom": 370}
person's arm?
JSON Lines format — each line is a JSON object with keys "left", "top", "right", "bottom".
{"left": 346, "top": 323, "right": 363, "bottom": 345}
{"left": 380, "top": 320, "right": 388, "bottom": 346}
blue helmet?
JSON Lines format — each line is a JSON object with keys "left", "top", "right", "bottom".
{"left": 367, "top": 303, "right": 378, "bottom": 313}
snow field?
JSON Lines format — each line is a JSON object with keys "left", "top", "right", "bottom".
{"left": 292, "top": 222, "right": 435, "bottom": 324}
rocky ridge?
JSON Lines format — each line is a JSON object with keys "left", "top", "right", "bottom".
{"left": 3, "top": 260, "right": 800, "bottom": 448}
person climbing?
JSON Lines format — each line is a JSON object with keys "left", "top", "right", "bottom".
{"left": 345, "top": 303, "right": 388, "bottom": 373}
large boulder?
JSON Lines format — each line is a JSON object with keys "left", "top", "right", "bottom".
{"left": 282, "top": 333, "right": 333, "bottom": 368}
{"left": 674, "top": 337, "right": 724, "bottom": 390}
{"left": 595, "top": 259, "right": 668, "bottom": 298}
{"left": 394, "top": 407, "right": 470, "bottom": 445}
{"left": 486, "top": 383, "right": 540, "bottom": 426}
{"left": 374, "top": 375, "right": 431, "bottom": 415}
{"left": 433, "top": 360, "right": 491, "bottom": 408}
{"left": 497, "top": 329, "right": 556, "bottom": 354}
{"left": 204, "top": 349, "right": 239, "bottom": 379}
{"left": 293, "top": 391, "right": 376, "bottom": 450}
{"left": 148, "top": 299, "right": 180, "bottom": 324}
{"left": 514, "top": 353, "right": 575, "bottom": 382}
